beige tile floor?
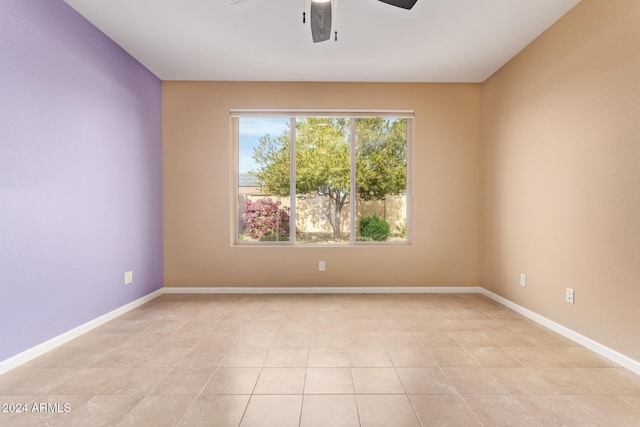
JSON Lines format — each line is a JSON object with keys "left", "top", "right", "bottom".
{"left": 1, "top": 293, "right": 640, "bottom": 426}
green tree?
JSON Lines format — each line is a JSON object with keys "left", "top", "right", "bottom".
{"left": 355, "top": 118, "right": 407, "bottom": 201}
{"left": 251, "top": 117, "right": 406, "bottom": 241}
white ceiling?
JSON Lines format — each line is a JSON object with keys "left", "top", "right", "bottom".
{"left": 63, "top": 0, "right": 581, "bottom": 82}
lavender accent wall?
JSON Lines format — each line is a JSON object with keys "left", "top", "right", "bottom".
{"left": 0, "top": 0, "right": 163, "bottom": 361}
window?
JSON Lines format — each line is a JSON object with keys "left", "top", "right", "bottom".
{"left": 234, "top": 111, "right": 411, "bottom": 245}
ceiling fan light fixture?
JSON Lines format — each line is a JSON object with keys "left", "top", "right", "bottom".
{"left": 310, "top": 0, "right": 332, "bottom": 43}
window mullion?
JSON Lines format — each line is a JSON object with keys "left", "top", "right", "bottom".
{"left": 289, "top": 117, "right": 296, "bottom": 245}
{"left": 349, "top": 118, "right": 356, "bottom": 244}
{"left": 406, "top": 118, "right": 413, "bottom": 243}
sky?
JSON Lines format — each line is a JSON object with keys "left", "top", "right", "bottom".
{"left": 238, "top": 117, "right": 290, "bottom": 173}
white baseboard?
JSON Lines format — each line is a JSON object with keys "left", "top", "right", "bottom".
{"left": 480, "top": 289, "right": 640, "bottom": 376}
{"left": 163, "top": 286, "right": 484, "bottom": 294}
{"left": 0, "top": 288, "right": 164, "bottom": 376}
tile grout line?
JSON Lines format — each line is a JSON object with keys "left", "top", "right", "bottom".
{"left": 347, "top": 360, "right": 363, "bottom": 427}
{"left": 415, "top": 316, "right": 485, "bottom": 427}
{"left": 166, "top": 303, "right": 243, "bottom": 426}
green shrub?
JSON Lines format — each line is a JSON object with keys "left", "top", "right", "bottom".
{"left": 259, "top": 232, "right": 289, "bottom": 241}
{"left": 396, "top": 219, "right": 407, "bottom": 239}
{"left": 359, "top": 215, "right": 390, "bottom": 241}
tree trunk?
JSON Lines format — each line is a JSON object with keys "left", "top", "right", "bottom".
{"left": 332, "top": 202, "right": 342, "bottom": 240}
{"left": 329, "top": 190, "right": 348, "bottom": 241}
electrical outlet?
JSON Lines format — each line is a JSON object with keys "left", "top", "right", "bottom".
{"left": 318, "top": 261, "right": 325, "bottom": 272}
{"left": 520, "top": 273, "right": 526, "bottom": 287}
{"left": 565, "top": 288, "right": 575, "bottom": 304}
{"left": 124, "top": 271, "right": 133, "bottom": 285}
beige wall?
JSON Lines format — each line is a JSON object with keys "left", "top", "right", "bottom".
{"left": 163, "top": 82, "right": 481, "bottom": 288}
{"left": 480, "top": 0, "right": 640, "bottom": 360}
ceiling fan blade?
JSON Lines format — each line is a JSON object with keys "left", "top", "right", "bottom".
{"left": 378, "top": 0, "right": 417, "bottom": 10}
{"left": 310, "top": 1, "right": 332, "bottom": 43}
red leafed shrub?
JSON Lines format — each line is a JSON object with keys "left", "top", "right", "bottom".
{"left": 243, "top": 198, "right": 290, "bottom": 241}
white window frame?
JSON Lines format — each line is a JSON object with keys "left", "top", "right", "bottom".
{"left": 232, "top": 109, "right": 413, "bottom": 246}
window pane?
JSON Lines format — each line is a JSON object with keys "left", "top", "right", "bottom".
{"left": 355, "top": 118, "right": 407, "bottom": 242}
{"left": 237, "top": 117, "right": 291, "bottom": 242}
{"left": 295, "top": 118, "right": 351, "bottom": 244}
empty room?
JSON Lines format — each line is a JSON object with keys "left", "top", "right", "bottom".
{"left": 1, "top": 0, "right": 639, "bottom": 425}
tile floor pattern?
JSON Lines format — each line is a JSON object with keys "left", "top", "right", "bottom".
{"left": 1, "top": 293, "right": 640, "bottom": 426}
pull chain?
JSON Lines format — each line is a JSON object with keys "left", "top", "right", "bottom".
{"left": 333, "top": 0, "right": 338, "bottom": 42}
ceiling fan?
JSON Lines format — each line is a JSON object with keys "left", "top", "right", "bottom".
{"left": 227, "top": 0, "right": 418, "bottom": 43}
